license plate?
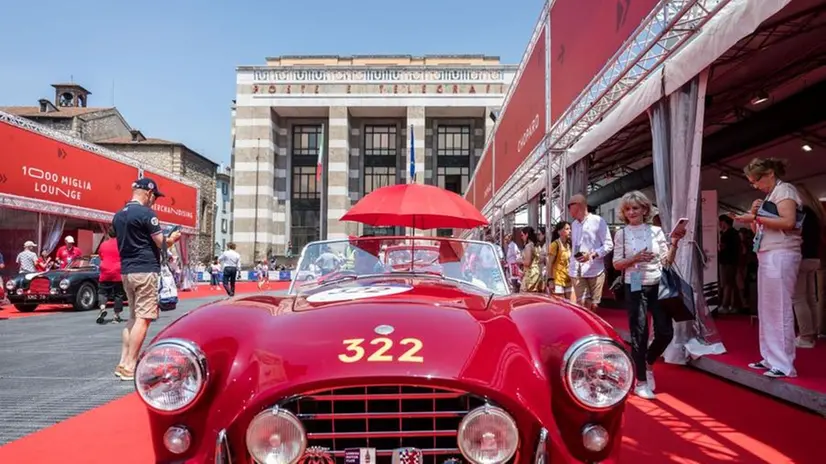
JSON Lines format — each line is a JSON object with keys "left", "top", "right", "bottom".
{"left": 25, "top": 294, "right": 47, "bottom": 300}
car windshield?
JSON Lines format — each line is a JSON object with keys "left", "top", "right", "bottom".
{"left": 68, "top": 258, "right": 95, "bottom": 269}
{"left": 289, "top": 237, "right": 509, "bottom": 295}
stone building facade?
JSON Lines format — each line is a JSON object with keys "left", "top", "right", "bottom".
{"left": 2, "top": 82, "right": 218, "bottom": 262}
{"left": 98, "top": 133, "right": 218, "bottom": 262}
{"left": 232, "top": 55, "right": 516, "bottom": 263}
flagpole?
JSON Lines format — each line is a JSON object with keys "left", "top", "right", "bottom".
{"left": 409, "top": 125, "right": 415, "bottom": 238}
{"left": 319, "top": 123, "right": 327, "bottom": 240}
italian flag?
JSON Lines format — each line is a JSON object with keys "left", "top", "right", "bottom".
{"left": 316, "top": 124, "right": 325, "bottom": 182}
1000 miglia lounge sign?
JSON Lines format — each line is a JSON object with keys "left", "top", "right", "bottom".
{"left": 0, "top": 121, "right": 199, "bottom": 229}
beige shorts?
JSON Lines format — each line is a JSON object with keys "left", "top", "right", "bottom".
{"left": 573, "top": 273, "right": 606, "bottom": 306}
{"left": 123, "top": 272, "right": 159, "bottom": 320}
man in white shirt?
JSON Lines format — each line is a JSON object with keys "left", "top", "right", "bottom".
{"left": 568, "top": 194, "right": 614, "bottom": 311}
{"left": 218, "top": 243, "right": 241, "bottom": 296}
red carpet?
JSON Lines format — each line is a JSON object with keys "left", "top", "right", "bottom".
{"left": 0, "top": 281, "right": 289, "bottom": 319}
{"left": 597, "top": 307, "right": 826, "bottom": 395}
{"left": 0, "top": 362, "right": 822, "bottom": 463}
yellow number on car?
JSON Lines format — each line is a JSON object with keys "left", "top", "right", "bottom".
{"left": 367, "top": 337, "right": 394, "bottom": 362}
{"left": 338, "top": 337, "right": 424, "bottom": 363}
{"left": 338, "top": 338, "right": 366, "bottom": 363}
{"left": 398, "top": 338, "right": 424, "bottom": 363}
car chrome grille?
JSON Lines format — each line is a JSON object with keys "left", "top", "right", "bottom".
{"left": 280, "top": 385, "right": 488, "bottom": 464}
{"left": 29, "top": 278, "right": 51, "bottom": 294}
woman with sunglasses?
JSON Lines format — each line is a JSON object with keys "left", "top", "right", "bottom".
{"left": 733, "top": 157, "right": 803, "bottom": 378}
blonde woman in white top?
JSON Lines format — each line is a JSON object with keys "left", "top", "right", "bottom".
{"left": 612, "top": 191, "right": 684, "bottom": 400}
{"left": 733, "top": 158, "right": 803, "bottom": 378}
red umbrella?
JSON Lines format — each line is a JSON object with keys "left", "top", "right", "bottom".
{"left": 341, "top": 184, "right": 488, "bottom": 230}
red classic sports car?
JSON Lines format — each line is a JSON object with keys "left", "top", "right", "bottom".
{"left": 135, "top": 237, "right": 633, "bottom": 464}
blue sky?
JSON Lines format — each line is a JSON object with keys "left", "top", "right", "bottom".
{"left": 0, "top": 0, "right": 544, "bottom": 166}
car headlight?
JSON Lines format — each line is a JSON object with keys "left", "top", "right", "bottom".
{"left": 59, "top": 279, "right": 70, "bottom": 290}
{"left": 5, "top": 280, "right": 14, "bottom": 290}
{"left": 246, "top": 407, "right": 306, "bottom": 464}
{"left": 135, "top": 339, "right": 207, "bottom": 412}
{"left": 562, "top": 336, "right": 633, "bottom": 409}
{"left": 457, "top": 405, "right": 519, "bottom": 464}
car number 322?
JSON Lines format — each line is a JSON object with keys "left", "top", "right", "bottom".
{"left": 338, "top": 337, "right": 424, "bottom": 363}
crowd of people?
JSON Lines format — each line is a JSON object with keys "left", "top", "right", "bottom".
{"left": 497, "top": 157, "right": 826, "bottom": 396}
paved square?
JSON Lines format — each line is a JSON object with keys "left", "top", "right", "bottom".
{"left": 0, "top": 292, "right": 282, "bottom": 445}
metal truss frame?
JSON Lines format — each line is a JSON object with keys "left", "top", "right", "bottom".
{"left": 482, "top": 0, "right": 729, "bottom": 217}
{"left": 0, "top": 110, "right": 202, "bottom": 233}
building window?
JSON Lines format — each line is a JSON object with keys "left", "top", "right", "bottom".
{"left": 221, "top": 219, "right": 228, "bottom": 234}
{"left": 291, "top": 209, "right": 320, "bottom": 254}
{"left": 221, "top": 183, "right": 228, "bottom": 195}
{"left": 363, "top": 125, "right": 399, "bottom": 236}
{"left": 364, "top": 125, "right": 397, "bottom": 157}
{"left": 291, "top": 125, "right": 323, "bottom": 253}
{"left": 292, "top": 125, "right": 322, "bottom": 156}
{"left": 436, "top": 125, "right": 471, "bottom": 157}
{"left": 291, "top": 166, "right": 319, "bottom": 199}
{"left": 201, "top": 200, "right": 209, "bottom": 233}
{"left": 364, "top": 166, "right": 395, "bottom": 194}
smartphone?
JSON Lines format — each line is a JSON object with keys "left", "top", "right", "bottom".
{"left": 168, "top": 225, "right": 182, "bottom": 234}
{"left": 671, "top": 218, "right": 689, "bottom": 237}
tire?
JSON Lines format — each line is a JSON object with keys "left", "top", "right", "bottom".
{"left": 74, "top": 282, "right": 97, "bottom": 311}
{"left": 14, "top": 304, "right": 38, "bottom": 313}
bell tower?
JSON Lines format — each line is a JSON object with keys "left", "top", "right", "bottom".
{"left": 52, "top": 83, "right": 91, "bottom": 108}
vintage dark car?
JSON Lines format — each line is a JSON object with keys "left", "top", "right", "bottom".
{"left": 135, "top": 237, "right": 633, "bottom": 464}
{"left": 4, "top": 257, "right": 102, "bottom": 312}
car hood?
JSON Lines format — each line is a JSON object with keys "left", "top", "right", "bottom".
{"left": 157, "top": 290, "right": 598, "bottom": 426}
{"left": 17, "top": 268, "right": 95, "bottom": 282}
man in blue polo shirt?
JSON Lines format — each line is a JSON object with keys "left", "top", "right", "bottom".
{"left": 111, "top": 177, "right": 181, "bottom": 381}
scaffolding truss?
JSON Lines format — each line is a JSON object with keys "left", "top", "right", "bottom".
{"left": 481, "top": 0, "right": 729, "bottom": 218}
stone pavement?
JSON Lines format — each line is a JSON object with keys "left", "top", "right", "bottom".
{"left": 0, "top": 292, "right": 283, "bottom": 445}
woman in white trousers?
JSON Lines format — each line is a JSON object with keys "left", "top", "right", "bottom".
{"left": 734, "top": 158, "right": 803, "bottom": 378}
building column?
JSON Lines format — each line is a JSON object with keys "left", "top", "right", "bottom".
{"left": 326, "top": 106, "right": 350, "bottom": 239}
{"left": 272, "top": 113, "right": 288, "bottom": 257}
{"left": 231, "top": 106, "right": 275, "bottom": 263}
{"left": 407, "top": 107, "right": 426, "bottom": 184}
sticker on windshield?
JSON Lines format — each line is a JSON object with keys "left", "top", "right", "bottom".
{"left": 307, "top": 285, "right": 413, "bottom": 303}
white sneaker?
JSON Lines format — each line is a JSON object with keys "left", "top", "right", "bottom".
{"left": 634, "top": 382, "right": 656, "bottom": 400}
{"left": 646, "top": 366, "right": 656, "bottom": 391}
{"left": 795, "top": 337, "right": 815, "bottom": 349}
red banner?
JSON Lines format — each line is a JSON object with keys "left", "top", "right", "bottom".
{"left": 0, "top": 121, "right": 136, "bottom": 215}
{"left": 493, "top": 28, "right": 547, "bottom": 192}
{"left": 473, "top": 146, "right": 494, "bottom": 210}
{"left": 550, "top": 0, "right": 659, "bottom": 123}
{"left": 142, "top": 169, "right": 199, "bottom": 229}
{"left": 0, "top": 121, "right": 199, "bottom": 229}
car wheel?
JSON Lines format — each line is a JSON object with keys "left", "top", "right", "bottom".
{"left": 74, "top": 283, "right": 97, "bottom": 311}
{"left": 14, "top": 304, "right": 38, "bottom": 313}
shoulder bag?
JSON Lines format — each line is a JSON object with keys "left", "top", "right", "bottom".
{"left": 656, "top": 226, "right": 696, "bottom": 322}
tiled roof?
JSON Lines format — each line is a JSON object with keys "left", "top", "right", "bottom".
{"left": 99, "top": 137, "right": 219, "bottom": 167}
{"left": 0, "top": 106, "right": 110, "bottom": 119}
{"left": 98, "top": 137, "right": 180, "bottom": 145}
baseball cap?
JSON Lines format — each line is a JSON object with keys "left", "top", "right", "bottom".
{"left": 23, "top": 240, "right": 37, "bottom": 248}
{"left": 65, "top": 236, "right": 75, "bottom": 243}
{"left": 133, "top": 177, "right": 165, "bottom": 197}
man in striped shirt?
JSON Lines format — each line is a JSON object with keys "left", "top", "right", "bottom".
{"left": 16, "top": 241, "right": 38, "bottom": 273}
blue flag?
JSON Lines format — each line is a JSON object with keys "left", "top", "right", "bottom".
{"left": 409, "top": 124, "right": 415, "bottom": 183}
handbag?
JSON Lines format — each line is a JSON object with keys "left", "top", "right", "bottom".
{"left": 658, "top": 264, "right": 696, "bottom": 322}
{"left": 157, "top": 240, "right": 178, "bottom": 312}
{"left": 159, "top": 262, "right": 179, "bottom": 311}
